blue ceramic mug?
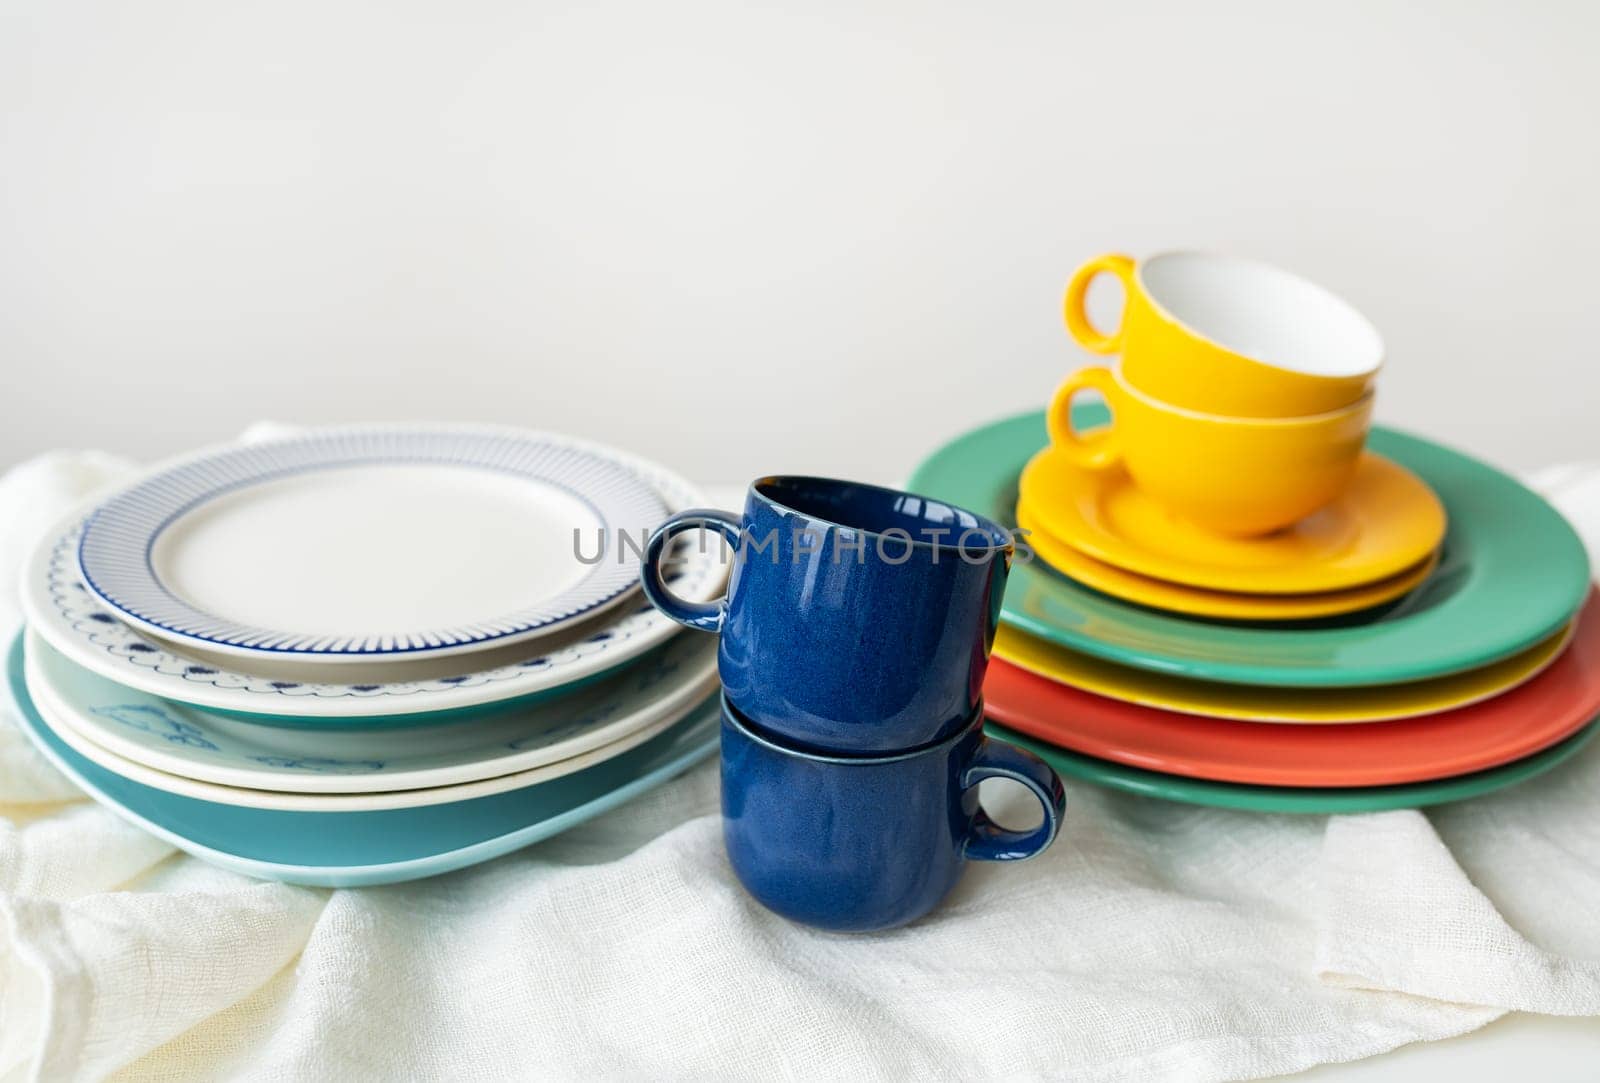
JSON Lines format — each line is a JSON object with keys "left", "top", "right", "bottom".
{"left": 720, "top": 695, "right": 1065, "bottom": 932}
{"left": 640, "top": 476, "right": 1013, "bottom": 754}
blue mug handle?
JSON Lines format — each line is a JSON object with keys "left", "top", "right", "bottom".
{"left": 640, "top": 508, "right": 743, "bottom": 633}
{"left": 961, "top": 737, "right": 1067, "bottom": 861}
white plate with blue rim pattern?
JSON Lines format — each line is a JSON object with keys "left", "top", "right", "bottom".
{"left": 20, "top": 445, "right": 727, "bottom": 723}
{"left": 75, "top": 426, "right": 667, "bottom": 664}
{"left": 24, "top": 630, "right": 717, "bottom": 810}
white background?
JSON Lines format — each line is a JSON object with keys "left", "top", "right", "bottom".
{"left": 2, "top": 1, "right": 1598, "bottom": 480}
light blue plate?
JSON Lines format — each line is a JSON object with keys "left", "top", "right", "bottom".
{"left": 5, "top": 632, "right": 717, "bottom": 886}
{"left": 26, "top": 628, "right": 714, "bottom": 797}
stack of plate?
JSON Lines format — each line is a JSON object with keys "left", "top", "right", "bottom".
{"left": 7, "top": 427, "right": 729, "bottom": 884}
{"left": 909, "top": 406, "right": 1598, "bottom": 813}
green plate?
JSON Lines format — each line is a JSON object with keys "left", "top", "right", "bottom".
{"left": 989, "top": 718, "right": 1599, "bottom": 813}
{"left": 910, "top": 409, "right": 1590, "bottom": 687}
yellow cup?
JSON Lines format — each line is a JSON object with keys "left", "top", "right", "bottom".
{"left": 1048, "top": 366, "right": 1373, "bottom": 537}
{"left": 1064, "top": 251, "right": 1383, "bottom": 417}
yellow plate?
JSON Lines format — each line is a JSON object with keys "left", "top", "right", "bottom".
{"left": 1019, "top": 445, "right": 1447, "bottom": 594}
{"left": 993, "top": 620, "right": 1576, "bottom": 724}
{"left": 1016, "top": 503, "right": 1439, "bottom": 620}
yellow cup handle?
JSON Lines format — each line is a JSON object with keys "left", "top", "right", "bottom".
{"left": 1063, "top": 253, "right": 1136, "bottom": 354}
{"left": 1047, "top": 366, "right": 1124, "bottom": 471}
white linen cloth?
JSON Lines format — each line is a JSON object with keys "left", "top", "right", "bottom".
{"left": 2, "top": 440, "right": 1600, "bottom": 1082}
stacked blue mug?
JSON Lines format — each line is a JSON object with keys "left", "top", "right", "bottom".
{"left": 641, "top": 476, "right": 1066, "bottom": 932}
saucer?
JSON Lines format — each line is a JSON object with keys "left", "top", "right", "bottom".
{"left": 1019, "top": 444, "right": 1446, "bottom": 594}
{"left": 21, "top": 453, "right": 728, "bottom": 723}
{"left": 981, "top": 587, "right": 1600, "bottom": 787}
{"left": 4, "top": 637, "right": 718, "bottom": 887}
{"left": 77, "top": 426, "right": 668, "bottom": 663}
{"left": 990, "top": 721, "right": 1598, "bottom": 814}
{"left": 24, "top": 629, "right": 716, "bottom": 798}
{"left": 908, "top": 409, "right": 1590, "bottom": 687}
{"left": 993, "top": 619, "right": 1573, "bottom": 723}
{"left": 1016, "top": 504, "right": 1438, "bottom": 621}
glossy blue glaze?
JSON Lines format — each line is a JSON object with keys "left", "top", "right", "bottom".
{"left": 642, "top": 477, "right": 1013, "bottom": 753}
{"left": 720, "top": 695, "right": 1065, "bottom": 932}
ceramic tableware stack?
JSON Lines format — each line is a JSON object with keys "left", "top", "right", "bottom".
{"left": 1035, "top": 250, "right": 1447, "bottom": 619}
{"left": 907, "top": 252, "right": 1597, "bottom": 813}
{"left": 8, "top": 426, "right": 734, "bottom": 885}
{"left": 639, "top": 476, "right": 1066, "bottom": 931}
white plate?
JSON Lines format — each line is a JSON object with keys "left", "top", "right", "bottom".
{"left": 76, "top": 426, "right": 668, "bottom": 663}
{"left": 20, "top": 450, "right": 728, "bottom": 722}
{"left": 25, "top": 627, "right": 716, "bottom": 793}
{"left": 23, "top": 634, "right": 719, "bottom": 812}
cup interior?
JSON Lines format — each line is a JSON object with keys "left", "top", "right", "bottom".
{"left": 1139, "top": 253, "right": 1382, "bottom": 378}
{"left": 753, "top": 476, "right": 1011, "bottom": 552}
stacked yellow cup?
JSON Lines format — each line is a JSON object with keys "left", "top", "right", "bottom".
{"left": 1051, "top": 251, "right": 1383, "bottom": 538}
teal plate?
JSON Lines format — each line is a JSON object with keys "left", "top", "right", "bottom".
{"left": 3, "top": 633, "right": 717, "bottom": 887}
{"left": 910, "top": 409, "right": 1590, "bottom": 687}
{"left": 989, "top": 718, "right": 1599, "bottom": 813}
